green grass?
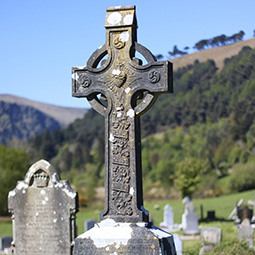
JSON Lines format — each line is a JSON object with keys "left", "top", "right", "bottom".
{"left": 0, "top": 222, "right": 12, "bottom": 237}
{"left": 144, "top": 189, "right": 255, "bottom": 226}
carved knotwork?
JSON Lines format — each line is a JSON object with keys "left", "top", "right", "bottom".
{"left": 72, "top": 5, "right": 172, "bottom": 223}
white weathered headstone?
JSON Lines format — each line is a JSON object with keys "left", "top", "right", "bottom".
{"left": 160, "top": 204, "right": 174, "bottom": 229}
{"left": 173, "top": 234, "right": 182, "bottom": 255}
{"left": 238, "top": 219, "right": 254, "bottom": 248}
{"left": 201, "top": 227, "right": 221, "bottom": 245}
{"left": 199, "top": 227, "right": 221, "bottom": 254}
{"left": 182, "top": 197, "right": 199, "bottom": 235}
{"left": 8, "top": 159, "right": 79, "bottom": 255}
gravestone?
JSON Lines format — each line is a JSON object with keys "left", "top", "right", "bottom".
{"left": 8, "top": 159, "right": 79, "bottom": 255}
{"left": 182, "top": 197, "right": 199, "bottom": 235}
{"left": 207, "top": 210, "right": 215, "bottom": 220}
{"left": 160, "top": 204, "right": 174, "bottom": 229}
{"left": 238, "top": 218, "right": 254, "bottom": 248}
{"left": 0, "top": 236, "right": 13, "bottom": 251}
{"left": 72, "top": 5, "right": 176, "bottom": 255}
{"left": 85, "top": 219, "right": 97, "bottom": 232}
{"left": 173, "top": 234, "right": 182, "bottom": 255}
{"left": 199, "top": 227, "right": 221, "bottom": 255}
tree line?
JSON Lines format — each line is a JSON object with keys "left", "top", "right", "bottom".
{"left": 156, "top": 30, "right": 246, "bottom": 59}
{"left": 193, "top": 30, "right": 245, "bottom": 51}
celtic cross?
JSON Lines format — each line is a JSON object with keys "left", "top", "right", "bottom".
{"left": 72, "top": 6, "right": 172, "bottom": 223}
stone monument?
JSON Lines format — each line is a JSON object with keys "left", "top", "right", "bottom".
{"left": 182, "top": 196, "right": 199, "bottom": 235}
{"left": 8, "top": 159, "right": 79, "bottom": 255}
{"left": 238, "top": 218, "right": 254, "bottom": 248}
{"left": 172, "top": 234, "right": 182, "bottom": 255}
{"left": 199, "top": 227, "right": 221, "bottom": 254}
{"left": 72, "top": 5, "right": 176, "bottom": 255}
{"left": 160, "top": 204, "right": 174, "bottom": 229}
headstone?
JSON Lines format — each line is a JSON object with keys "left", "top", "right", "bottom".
{"left": 72, "top": 5, "right": 176, "bottom": 255}
{"left": 160, "top": 204, "right": 174, "bottom": 229}
{"left": 199, "top": 227, "right": 221, "bottom": 254}
{"left": 8, "top": 159, "right": 79, "bottom": 255}
{"left": 85, "top": 219, "right": 97, "bottom": 232}
{"left": 207, "top": 211, "right": 215, "bottom": 220}
{"left": 182, "top": 197, "right": 199, "bottom": 235}
{"left": 238, "top": 218, "right": 254, "bottom": 248}
{"left": 0, "top": 236, "right": 13, "bottom": 251}
{"left": 173, "top": 234, "right": 182, "bottom": 255}
{"left": 201, "top": 227, "right": 221, "bottom": 245}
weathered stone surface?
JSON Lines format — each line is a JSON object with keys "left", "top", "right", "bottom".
{"left": 72, "top": 5, "right": 175, "bottom": 255}
{"left": 238, "top": 218, "right": 254, "bottom": 248}
{"left": 199, "top": 227, "right": 221, "bottom": 255}
{"left": 8, "top": 159, "right": 79, "bottom": 255}
{"left": 160, "top": 204, "right": 174, "bottom": 229}
{"left": 74, "top": 219, "right": 176, "bottom": 255}
{"left": 172, "top": 234, "right": 182, "bottom": 255}
{"left": 72, "top": 5, "right": 172, "bottom": 224}
{"left": 182, "top": 197, "right": 199, "bottom": 235}
{"left": 201, "top": 227, "right": 221, "bottom": 245}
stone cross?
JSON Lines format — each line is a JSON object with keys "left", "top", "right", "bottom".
{"left": 72, "top": 5, "right": 172, "bottom": 223}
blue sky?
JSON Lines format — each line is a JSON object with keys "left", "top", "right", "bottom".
{"left": 1, "top": 0, "right": 254, "bottom": 109}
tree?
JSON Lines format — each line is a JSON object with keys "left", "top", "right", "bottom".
{"left": 193, "top": 39, "right": 209, "bottom": 51}
{"left": 174, "top": 157, "right": 204, "bottom": 198}
{"left": 168, "top": 45, "right": 188, "bottom": 57}
{"left": 155, "top": 54, "right": 164, "bottom": 61}
{"left": 0, "top": 146, "right": 30, "bottom": 215}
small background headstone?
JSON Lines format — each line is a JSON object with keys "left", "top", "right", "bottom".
{"left": 182, "top": 197, "right": 199, "bottom": 235}
{"left": 238, "top": 218, "right": 254, "bottom": 248}
{"left": 160, "top": 204, "right": 174, "bottom": 229}
{"left": 207, "top": 211, "right": 215, "bottom": 220}
{"left": 0, "top": 236, "right": 13, "bottom": 251}
{"left": 8, "top": 159, "right": 79, "bottom": 255}
{"left": 173, "top": 234, "right": 182, "bottom": 255}
{"left": 84, "top": 219, "right": 97, "bottom": 232}
{"left": 199, "top": 227, "right": 221, "bottom": 255}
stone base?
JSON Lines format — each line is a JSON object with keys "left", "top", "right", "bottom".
{"left": 74, "top": 219, "right": 176, "bottom": 255}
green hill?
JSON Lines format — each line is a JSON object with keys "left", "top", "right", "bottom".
{"left": 0, "top": 101, "right": 61, "bottom": 145}
{"left": 25, "top": 44, "right": 255, "bottom": 202}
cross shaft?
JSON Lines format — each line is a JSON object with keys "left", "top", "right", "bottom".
{"left": 72, "top": 5, "right": 172, "bottom": 223}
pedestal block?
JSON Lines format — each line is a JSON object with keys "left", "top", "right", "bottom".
{"left": 74, "top": 219, "right": 176, "bottom": 255}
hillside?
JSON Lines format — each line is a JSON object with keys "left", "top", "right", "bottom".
{"left": 0, "top": 101, "right": 61, "bottom": 145}
{"left": 0, "top": 94, "right": 88, "bottom": 145}
{"left": 27, "top": 43, "right": 255, "bottom": 202}
{"left": 0, "top": 94, "right": 88, "bottom": 127}
{"left": 171, "top": 38, "right": 255, "bottom": 70}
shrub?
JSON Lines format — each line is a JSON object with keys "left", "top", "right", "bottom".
{"left": 208, "top": 240, "right": 255, "bottom": 255}
{"left": 228, "top": 160, "right": 255, "bottom": 192}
